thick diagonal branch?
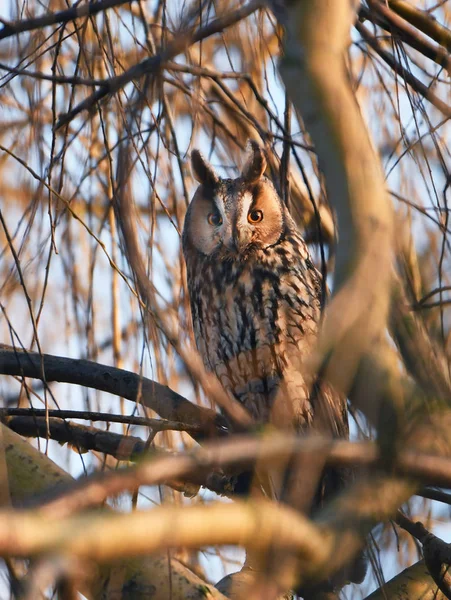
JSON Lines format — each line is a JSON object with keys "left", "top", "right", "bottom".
{"left": 0, "top": 344, "right": 225, "bottom": 438}
{"left": 277, "top": 0, "right": 393, "bottom": 398}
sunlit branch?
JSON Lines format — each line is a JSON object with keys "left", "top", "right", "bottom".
{"left": 55, "top": 0, "right": 263, "bottom": 129}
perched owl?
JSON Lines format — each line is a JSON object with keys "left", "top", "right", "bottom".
{"left": 183, "top": 140, "right": 347, "bottom": 440}
{"left": 183, "top": 141, "right": 366, "bottom": 588}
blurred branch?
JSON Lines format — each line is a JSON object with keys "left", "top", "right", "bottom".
{"left": 276, "top": 0, "right": 393, "bottom": 412}
{"left": 20, "top": 554, "right": 83, "bottom": 600}
{"left": 389, "top": 279, "right": 451, "bottom": 403}
{"left": 308, "top": 474, "right": 416, "bottom": 591}
{"left": 215, "top": 568, "right": 295, "bottom": 600}
{"left": 388, "top": 0, "right": 451, "bottom": 52}
{"left": 270, "top": 0, "right": 451, "bottom": 591}
{"left": 5, "top": 434, "right": 368, "bottom": 514}
{"left": 55, "top": 0, "right": 263, "bottom": 129}
{"left": 22, "top": 429, "right": 451, "bottom": 519}
{"left": 355, "top": 21, "right": 451, "bottom": 119}
{"left": 0, "top": 470, "right": 419, "bottom": 592}
{"left": 4, "top": 417, "right": 449, "bottom": 593}
{"left": 0, "top": 0, "right": 134, "bottom": 40}
{"left": 0, "top": 424, "right": 228, "bottom": 599}
{"left": 0, "top": 499, "right": 331, "bottom": 562}
{"left": 0, "top": 344, "right": 226, "bottom": 438}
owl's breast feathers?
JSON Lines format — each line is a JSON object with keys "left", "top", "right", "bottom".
{"left": 186, "top": 232, "right": 332, "bottom": 429}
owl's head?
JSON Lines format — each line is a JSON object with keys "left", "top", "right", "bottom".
{"left": 183, "top": 141, "right": 289, "bottom": 260}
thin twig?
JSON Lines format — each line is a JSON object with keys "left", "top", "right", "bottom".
{"left": 55, "top": 0, "right": 263, "bottom": 129}
{"left": 0, "top": 0, "right": 136, "bottom": 41}
{"left": 356, "top": 21, "right": 451, "bottom": 119}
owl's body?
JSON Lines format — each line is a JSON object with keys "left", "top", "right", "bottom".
{"left": 183, "top": 142, "right": 346, "bottom": 439}
{"left": 186, "top": 198, "right": 321, "bottom": 427}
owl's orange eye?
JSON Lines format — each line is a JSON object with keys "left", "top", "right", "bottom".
{"left": 207, "top": 212, "right": 222, "bottom": 226}
{"left": 248, "top": 209, "right": 263, "bottom": 224}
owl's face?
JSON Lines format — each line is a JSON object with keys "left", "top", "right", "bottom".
{"left": 183, "top": 141, "right": 288, "bottom": 260}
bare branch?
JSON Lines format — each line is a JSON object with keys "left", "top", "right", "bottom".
{"left": 0, "top": 344, "right": 226, "bottom": 438}
{"left": 55, "top": 0, "right": 263, "bottom": 129}
{"left": 356, "top": 21, "right": 451, "bottom": 119}
{"left": 0, "top": 408, "right": 201, "bottom": 434}
{"left": 388, "top": 0, "right": 451, "bottom": 52}
{"left": 396, "top": 512, "right": 451, "bottom": 600}
{"left": 20, "top": 431, "right": 451, "bottom": 520}
{"left": 365, "top": 560, "right": 447, "bottom": 600}
{"left": 0, "top": 0, "right": 134, "bottom": 41}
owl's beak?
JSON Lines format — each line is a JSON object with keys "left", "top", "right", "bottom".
{"left": 230, "top": 229, "right": 251, "bottom": 252}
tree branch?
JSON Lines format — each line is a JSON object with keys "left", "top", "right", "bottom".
{"left": 365, "top": 560, "right": 446, "bottom": 600}
{"left": 360, "top": 4, "right": 451, "bottom": 74}
{"left": 0, "top": 0, "right": 135, "bottom": 41}
{"left": 0, "top": 499, "right": 330, "bottom": 563}
{"left": 276, "top": 0, "right": 394, "bottom": 406}
{"left": 0, "top": 424, "right": 228, "bottom": 599}
{"left": 396, "top": 512, "right": 451, "bottom": 600}
{"left": 0, "top": 344, "right": 226, "bottom": 438}
{"left": 356, "top": 21, "right": 451, "bottom": 119}
{"left": 389, "top": 279, "right": 451, "bottom": 403}
{"left": 388, "top": 0, "right": 451, "bottom": 53}
{"left": 55, "top": 0, "right": 263, "bottom": 129}
{"left": 0, "top": 408, "right": 201, "bottom": 434}
{"left": 15, "top": 428, "right": 451, "bottom": 524}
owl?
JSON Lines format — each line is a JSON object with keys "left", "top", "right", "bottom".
{"left": 182, "top": 141, "right": 367, "bottom": 589}
{"left": 182, "top": 141, "right": 348, "bottom": 442}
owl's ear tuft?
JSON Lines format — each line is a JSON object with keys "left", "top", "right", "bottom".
{"left": 241, "top": 140, "right": 267, "bottom": 183}
{"left": 191, "top": 150, "right": 218, "bottom": 187}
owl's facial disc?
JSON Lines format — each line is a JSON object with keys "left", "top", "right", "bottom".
{"left": 184, "top": 144, "right": 285, "bottom": 260}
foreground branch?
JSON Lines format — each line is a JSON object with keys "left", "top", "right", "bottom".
{"left": 0, "top": 499, "right": 327, "bottom": 562}
{"left": 12, "top": 428, "right": 451, "bottom": 530}
{"left": 0, "top": 478, "right": 417, "bottom": 591}
{"left": 276, "top": 0, "right": 393, "bottom": 408}
{"left": 0, "top": 423, "right": 226, "bottom": 599}
{"left": 396, "top": 513, "right": 451, "bottom": 600}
